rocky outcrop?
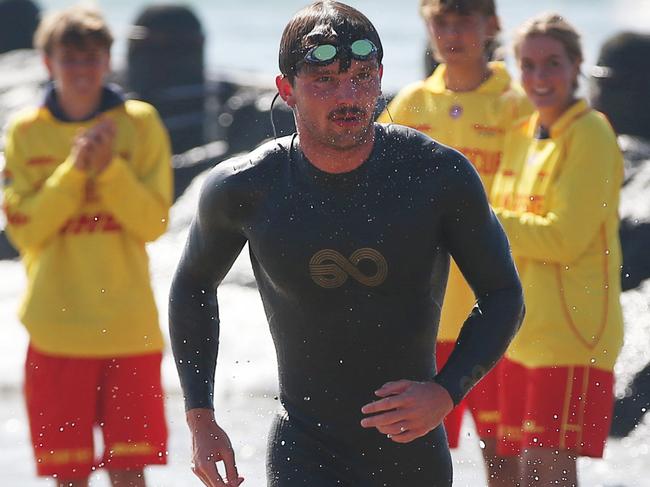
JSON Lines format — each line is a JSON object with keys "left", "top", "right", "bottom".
{"left": 0, "top": 49, "right": 46, "bottom": 130}
{"left": 0, "top": 0, "right": 39, "bottom": 54}
{"left": 590, "top": 32, "right": 650, "bottom": 140}
{"left": 619, "top": 136, "right": 650, "bottom": 291}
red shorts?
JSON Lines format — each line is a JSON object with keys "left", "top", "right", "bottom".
{"left": 436, "top": 340, "right": 501, "bottom": 448}
{"left": 24, "top": 345, "right": 168, "bottom": 480}
{"left": 496, "top": 358, "right": 614, "bottom": 458}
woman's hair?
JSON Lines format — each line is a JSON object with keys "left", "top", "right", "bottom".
{"left": 34, "top": 4, "right": 113, "bottom": 55}
{"left": 278, "top": 1, "right": 383, "bottom": 83}
{"left": 513, "top": 12, "right": 582, "bottom": 65}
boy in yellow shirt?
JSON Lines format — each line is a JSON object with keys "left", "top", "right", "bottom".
{"left": 378, "top": 1, "right": 530, "bottom": 484}
{"left": 2, "top": 6, "right": 172, "bottom": 486}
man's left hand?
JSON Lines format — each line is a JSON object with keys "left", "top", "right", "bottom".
{"left": 360, "top": 380, "right": 454, "bottom": 443}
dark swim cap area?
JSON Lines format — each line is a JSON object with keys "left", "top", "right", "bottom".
{"left": 278, "top": 1, "right": 383, "bottom": 80}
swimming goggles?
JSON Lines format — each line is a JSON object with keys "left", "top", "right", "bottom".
{"left": 302, "top": 38, "right": 378, "bottom": 66}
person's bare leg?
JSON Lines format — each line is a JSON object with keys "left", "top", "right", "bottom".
{"left": 481, "top": 438, "right": 521, "bottom": 487}
{"left": 108, "top": 469, "right": 146, "bottom": 487}
{"left": 57, "top": 479, "right": 89, "bottom": 487}
{"left": 521, "top": 447, "right": 577, "bottom": 487}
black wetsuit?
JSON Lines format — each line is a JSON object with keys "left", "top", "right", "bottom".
{"left": 169, "top": 124, "right": 524, "bottom": 487}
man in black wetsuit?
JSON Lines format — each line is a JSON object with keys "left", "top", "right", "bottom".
{"left": 169, "top": 2, "right": 524, "bottom": 486}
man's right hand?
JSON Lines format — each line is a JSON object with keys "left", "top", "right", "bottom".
{"left": 186, "top": 408, "right": 244, "bottom": 487}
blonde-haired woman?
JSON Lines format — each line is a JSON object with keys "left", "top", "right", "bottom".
{"left": 491, "top": 13, "right": 624, "bottom": 486}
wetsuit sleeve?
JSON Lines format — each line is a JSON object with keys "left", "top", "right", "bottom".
{"left": 434, "top": 152, "right": 525, "bottom": 405}
{"left": 169, "top": 167, "right": 247, "bottom": 411}
{"left": 96, "top": 107, "right": 172, "bottom": 242}
{"left": 496, "top": 125, "right": 623, "bottom": 264}
{"left": 2, "top": 120, "right": 86, "bottom": 252}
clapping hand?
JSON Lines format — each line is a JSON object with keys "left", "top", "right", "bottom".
{"left": 72, "top": 117, "right": 116, "bottom": 175}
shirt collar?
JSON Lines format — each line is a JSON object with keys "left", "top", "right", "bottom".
{"left": 43, "top": 83, "right": 126, "bottom": 122}
{"left": 528, "top": 99, "right": 591, "bottom": 139}
{"left": 424, "top": 61, "right": 512, "bottom": 95}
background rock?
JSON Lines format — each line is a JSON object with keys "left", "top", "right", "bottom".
{"left": 0, "top": 0, "right": 40, "bottom": 55}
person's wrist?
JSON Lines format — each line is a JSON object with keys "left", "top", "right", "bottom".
{"left": 186, "top": 407, "right": 216, "bottom": 427}
{"left": 436, "top": 382, "right": 454, "bottom": 412}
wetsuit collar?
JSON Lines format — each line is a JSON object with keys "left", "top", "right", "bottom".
{"left": 425, "top": 61, "right": 512, "bottom": 95}
{"left": 290, "top": 124, "right": 384, "bottom": 185}
{"left": 43, "top": 82, "right": 126, "bottom": 122}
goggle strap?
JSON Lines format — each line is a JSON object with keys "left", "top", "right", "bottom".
{"left": 270, "top": 92, "right": 281, "bottom": 140}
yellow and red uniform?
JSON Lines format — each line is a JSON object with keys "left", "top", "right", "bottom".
{"left": 378, "top": 62, "right": 531, "bottom": 446}
{"left": 491, "top": 99, "right": 624, "bottom": 456}
{"left": 3, "top": 98, "right": 172, "bottom": 358}
{"left": 2, "top": 89, "right": 172, "bottom": 478}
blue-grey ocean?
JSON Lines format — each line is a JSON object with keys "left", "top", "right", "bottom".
{"left": 37, "top": 0, "right": 650, "bottom": 91}
{"left": 1, "top": 1, "right": 650, "bottom": 486}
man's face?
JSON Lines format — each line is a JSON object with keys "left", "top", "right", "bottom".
{"left": 427, "top": 11, "right": 497, "bottom": 66}
{"left": 280, "top": 59, "right": 382, "bottom": 150}
{"left": 45, "top": 44, "right": 110, "bottom": 100}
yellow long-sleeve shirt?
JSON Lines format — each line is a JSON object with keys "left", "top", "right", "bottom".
{"left": 378, "top": 62, "right": 531, "bottom": 341}
{"left": 491, "top": 99, "right": 624, "bottom": 370}
{"left": 2, "top": 99, "right": 172, "bottom": 357}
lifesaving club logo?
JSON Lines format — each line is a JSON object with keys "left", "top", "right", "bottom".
{"left": 309, "top": 248, "right": 388, "bottom": 288}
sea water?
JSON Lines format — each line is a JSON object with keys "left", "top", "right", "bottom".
{"left": 37, "top": 0, "right": 650, "bottom": 92}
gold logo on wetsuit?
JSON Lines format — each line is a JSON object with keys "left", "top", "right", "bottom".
{"left": 309, "top": 248, "right": 388, "bottom": 288}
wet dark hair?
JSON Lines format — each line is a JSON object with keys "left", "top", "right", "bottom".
{"left": 278, "top": 1, "right": 383, "bottom": 83}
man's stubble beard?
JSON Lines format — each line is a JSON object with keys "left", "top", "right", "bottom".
{"left": 322, "top": 117, "right": 375, "bottom": 151}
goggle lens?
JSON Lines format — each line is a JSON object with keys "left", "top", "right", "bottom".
{"left": 351, "top": 39, "right": 374, "bottom": 57}
{"left": 310, "top": 44, "right": 338, "bottom": 62}
{"left": 304, "top": 39, "right": 377, "bottom": 65}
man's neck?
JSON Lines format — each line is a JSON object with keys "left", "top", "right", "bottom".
{"left": 57, "top": 90, "right": 103, "bottom": 121}
{"left": 299, "top": 130, "right": 376, "bottom": 174}
{"left": 444, "top": 62, "right": 491, "bottom": 93}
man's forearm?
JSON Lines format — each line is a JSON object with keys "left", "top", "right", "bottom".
{"left": 169, "top": 270, "right": 221, "bottom": 411}
{"left": 434, "top": 284, "right": 524, "bottom": 405}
